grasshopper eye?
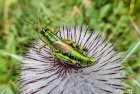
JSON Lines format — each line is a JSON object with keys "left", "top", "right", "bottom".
{"left": 44, "top": 27, "right": 49, "bottom": 31}
{"left": 40, "top": 30, "right": 45, "bottom": 35}
{"left": 40, "top": 27, "right": 49, "bottom": 35}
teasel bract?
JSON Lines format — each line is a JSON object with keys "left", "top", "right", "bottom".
{"left": 20, "top": 26, "right": 126, "bottom": 94}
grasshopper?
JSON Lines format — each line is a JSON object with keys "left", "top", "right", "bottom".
{"left": 39, "top": 27, "right": 96, "bottom": 67}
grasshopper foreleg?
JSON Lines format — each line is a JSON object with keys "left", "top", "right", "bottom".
{"left": 39, "top": 43, "right": 47, "bottom": 50}
{"left": 38, "top": 42, "right": 57, "bottom": 66}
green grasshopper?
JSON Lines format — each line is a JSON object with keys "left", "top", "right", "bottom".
{"left": 39, "top": 27, "right": 96, "bottom": 67}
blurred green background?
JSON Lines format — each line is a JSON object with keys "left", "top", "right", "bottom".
{"left": 0, "top": 0, "right": 140, "bottom": 94}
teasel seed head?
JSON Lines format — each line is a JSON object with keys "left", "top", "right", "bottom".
{"left": 20, "top": 26, "right": 126, "bottom": 94}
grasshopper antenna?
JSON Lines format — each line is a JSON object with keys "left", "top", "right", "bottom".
{"left": 36, "top": 10, "right": 41, "bottom": 29}
{"left": 23, "top": 19, "right": 41, "bottom": 32}
{"left": 23, "top": 19, "right": 35, "bottom": 26}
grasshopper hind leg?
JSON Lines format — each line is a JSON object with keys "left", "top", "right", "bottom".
{"left": 63, "top": 38, "right": 88, "bottom": 52}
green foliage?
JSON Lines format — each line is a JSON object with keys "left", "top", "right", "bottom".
{"left": 0, "top": 0, "right": 140, "bottom": 93}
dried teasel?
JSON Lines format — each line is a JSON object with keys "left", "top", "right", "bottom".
{"left": 20, "top": 26, "right": 126, "bottom": 94}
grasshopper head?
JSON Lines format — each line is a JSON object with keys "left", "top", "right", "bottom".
{"left": 40, "top": 27, "right": 50, "bottom": 35}
{"left": 39, "top": 27, "right": 59, "bottom": 43}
